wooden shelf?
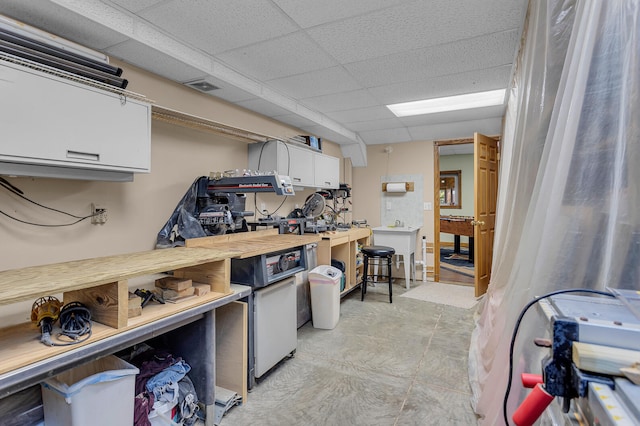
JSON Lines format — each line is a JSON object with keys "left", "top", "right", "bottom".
{"left": 0, "top": 247, "right": 241, "bottom": 377}
{"left": 0, "top": 289, "right": 233, "bottom": 376}
{"left": 317, "top": 228, "right": 371, "bottom": 295}
{"left": 0, "top": 247, "right": 239, "bottom": 306}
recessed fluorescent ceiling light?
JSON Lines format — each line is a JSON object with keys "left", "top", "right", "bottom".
{"left": 387, "top": 89, "right": 506, "bottom": 117}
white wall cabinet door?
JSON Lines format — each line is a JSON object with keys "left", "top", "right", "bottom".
{"left": 0, "top": 61, "right": 150, "bottom": 175}
{"left": 279, "top": 144, "right": 314, "bottom": 187}
{"left": 314, "top": 153, "right": 339, "bottom": 189}
{"left": 249, "top": 142, "right": 314, "bottom": 186}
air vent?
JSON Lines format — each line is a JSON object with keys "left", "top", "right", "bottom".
{"left": 185, "top": 79, "right": 220, "bottom": 93}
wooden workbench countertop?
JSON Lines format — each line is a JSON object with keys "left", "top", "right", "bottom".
{"left": 0, "top": 247, "right": 240, "bottom": 306}
{"left": 319, "top": 227, "right": 372, "bottom": 240}
{"left": 186, "top": 229, "right": 322, "bottom": 258}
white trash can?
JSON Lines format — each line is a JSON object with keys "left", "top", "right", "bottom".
{"left": 308, "top": 265, "right": 342, "bottom": 329}
{"left": 41, "top": 355, "right": 139, "bottom": 426}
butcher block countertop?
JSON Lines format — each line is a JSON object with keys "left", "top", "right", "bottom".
{"left": 185, "top": 229, "right": 322, "bottom": 257}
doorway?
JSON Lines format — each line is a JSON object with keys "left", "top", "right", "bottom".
{"left": 434, "top": 139, "right": 475, "bottom": 286}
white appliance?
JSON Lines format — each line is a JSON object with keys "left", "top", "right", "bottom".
{"left": 253, "top": 277, "right": 297, "bottom": 378}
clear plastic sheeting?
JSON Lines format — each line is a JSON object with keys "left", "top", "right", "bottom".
{"left": 469, "top": 1, "right": 640, "bottom": 424}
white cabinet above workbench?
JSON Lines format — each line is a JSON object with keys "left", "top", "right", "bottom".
{"left": 248, "top": 141, "right": 339, "bottom": 189}
{"left": 0, "top": 59, "right": 151, "bottom": 181}
{"left": 314, "top": 152, "right": 339, "bottom": 188}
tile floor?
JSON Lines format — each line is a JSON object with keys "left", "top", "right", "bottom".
{"left": 218, "top": 281, "right": 478, "bottom": 426}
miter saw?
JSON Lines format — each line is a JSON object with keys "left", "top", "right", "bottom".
{"left": 287, "top": 192, "right": 336, "bottom": 233}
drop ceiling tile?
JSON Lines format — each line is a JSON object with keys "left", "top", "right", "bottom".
{"left": 217, "top": 32, "right": 337, "bottom": 81}
{"left": 105, "top": 40, "right": 207, "bottom": 83}
{"left": 301, "top": 89, "right": 380, "bottom": 113}
{"left": 266, "top": 66, "right": 363, "bottom": 99}
{"left": 407, "top": 117, "right": 503, "bottom": 141}
{"left": 346, "top": 30, "right": 520, "bottom": 89}
{"left": 138, "top": 0, "right": 298, "bottom": 55}
{"left": 306, "top": 0, "right": 525, "bottom": 63}
{"left": 358, "top": 127, "right": 412, "bottom": 145}
{"left": 0, "top": 0, "right": 129, "bottom": 50}
{"left": 272, "top": 0, "right": 410, "bottom": 28}
{"left": 325, "top": 106, "right": 396, "bottom": 123}
{"left": 368, "top": 65, "right": 513, "bottom": 105}
{"left": 236, "top": 98, "right": 293, "bottom": 117}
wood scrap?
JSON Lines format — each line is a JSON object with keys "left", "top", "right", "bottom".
{"left": 159, "top": 286, "right": 194, "bottom": 300}
{"left": 128, "top": 305, "right": 142, "bottom": 318}
{"left": 193, "top": 283, "right": 210, "bottom": 296}
{"left": 155, "top": 276, "right": 192, "bottom": 291}
{"left": 572, "top": 341, "right": 640, "bottom": 376}
{"left": 128, "top": 291, "right": 143, "bottom": 318}
{"left": 165, "top": 294, "right": 199, "bottom": 304}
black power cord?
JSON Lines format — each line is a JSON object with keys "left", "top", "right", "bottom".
{"left": 502, "top": 288, "right": 615, "bottom": 426}
{"left": 0, "top": 177, "right": 97, "bottom": 226}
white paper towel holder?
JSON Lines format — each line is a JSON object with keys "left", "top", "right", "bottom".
{"left": 382, "top": 182, "right": 414, "bottom": 192}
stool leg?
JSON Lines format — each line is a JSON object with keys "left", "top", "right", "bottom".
{"left": 388, "top": 255, "right": 393, "bottom": 303}
{"left": 361, "top": 255, "right": 368, "bottom": 301}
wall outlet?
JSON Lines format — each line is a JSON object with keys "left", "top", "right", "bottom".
{"left": 91, "top": 203, "right": 108, "bottom": 224}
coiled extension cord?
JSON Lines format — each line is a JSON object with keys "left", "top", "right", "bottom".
{"left": 52, "top": 301, "right": 92, "bottom": 346}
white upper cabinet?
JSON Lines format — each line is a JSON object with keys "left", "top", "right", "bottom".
{"left": 0, "top": 60, "right": 151, "bottom": 181}
{"left": 314, "top": 153, "right": 339, "bottom": 189}
{"left": 248, "top": 141, "right": 339, "bottom": 189}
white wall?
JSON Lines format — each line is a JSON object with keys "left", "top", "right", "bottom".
{"left": 352, "top": 141, "right": 436, "bottom": 278}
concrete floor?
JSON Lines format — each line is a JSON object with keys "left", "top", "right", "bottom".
{"left": 219, "top": 281, "right": 478, "bottom": 426}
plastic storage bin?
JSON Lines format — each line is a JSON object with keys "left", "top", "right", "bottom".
{"left": 309, "top": 265, "right": 342, "bottom": 329}
{"left": 41, "top": 355, "right": 139, "bottom": 426}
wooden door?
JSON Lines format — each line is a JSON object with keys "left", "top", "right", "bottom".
{"left": 473, "top": 133, "right": 499, "bottom": 296}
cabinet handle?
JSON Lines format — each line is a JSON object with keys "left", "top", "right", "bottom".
{"left": 293, "top": 177, "right": 301, "bottom": 182}
{"left": 325, "top": 181, "right": 331, "bottom": 186}
{"left": 67, "top": 150, "right": 100, "bottom": 162}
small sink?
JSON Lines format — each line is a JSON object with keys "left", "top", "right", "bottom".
{"left": 373, "top": 226, "right": 419, "bottom": 233}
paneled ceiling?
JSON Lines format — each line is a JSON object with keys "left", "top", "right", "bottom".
{"left": 1, "top": 0, "right": 527, "bottom": 163}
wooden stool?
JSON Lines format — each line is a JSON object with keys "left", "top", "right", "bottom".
{"left": 361, "top": 245, "right": 395, "bottom": 303}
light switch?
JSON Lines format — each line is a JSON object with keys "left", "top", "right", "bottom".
{"left": 424, "top": 202, "right": 432, "bottom": 211}
{"left": 386, "top": 202, "right": 392, "bottom": 210}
